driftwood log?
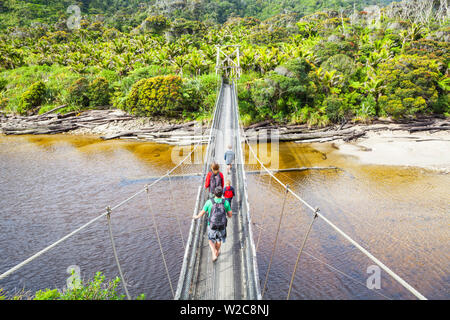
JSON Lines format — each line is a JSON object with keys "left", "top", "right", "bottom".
{"left": 244, "top": 117, "right": 450, "bottom": 144}
{"left": 0, "top": 109, "right": 210, "bottom": 145}
{"left": 1, "top": 109, "right": 449, "bottom": 145}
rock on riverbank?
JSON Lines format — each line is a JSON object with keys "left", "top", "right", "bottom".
{"left": 1, "top": 109, "right": 449, "bottom": 149}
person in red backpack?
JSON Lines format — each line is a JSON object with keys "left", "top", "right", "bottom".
{"left": 205, "top": 162, "right": 224, "bottom": 199}
{"left": 223, "top": 180, "right": 235, "bottom": 206}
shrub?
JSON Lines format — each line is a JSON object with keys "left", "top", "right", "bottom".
{"left": 240, "top": 113, "right": 254, "bottom": 126}
{"left": 67, "top": 77, "right": 90, "bottom": 109}
{"left": 48, "top": 31, "right": 68, "bottom": 43}
{"left": 0, "top": 78, "right": 7, "bottom": 91}
{"left": 356, "top": 94, "right": 377, "bottom": 121}
{"left": 406, "top": 39, "right": 450, "bottom": 69}
{"left": 181, "top": 78, "right": 203, "bottom": 113}
{"left": 103, "top": 28, "right": 120, "bottom": 40}
{"left": 18, "top": 81, "right": 46, "bottom": 114}
{"left": 323, "top": 95, "right": 348, "bottom": 123}
{"left": 314, "top": 40, "right": 357, "bottom": 65}
{"left": 321, "top": 54, "right": 356, "bottom": 80}
{"left": 237, "top": 73, "right": 263, "bottom": 121}
{"left": 0, "top": 98, "right": 8, "bottom": 109}
{"left": 88, "top": 77, "right": 111, "bottom": 107}
{"left": 112, "top": 65, "right": 174, "bottom": 110}
{"left": 249, "top": 58, "right": 313, "bottom": 120}
{"left": 118, "top": 66, "right": 173, "bottom": 94}
{"left": 124, "top": 75, "right": 185, "bottom": 117}
{"left": 169, "top": 18, "right": 205, "bottom": 37}
{"left": 320, "top": 17, "right": 345, "bottom": 31}
{"left": 432, "top": 93, "right": 449, "bottom": 115}
{"left": 142, "top": 15, "right": 169, "bottom": 34}
{"left": 378, "top": 55, "right": 440, "bottom": 118}
{"left": 34, "top": 289, "right": 61, "bottom": 300}
{"left": 307, "top": 106, "right": 330, "bottom": 128}
{"left": 194, "top": 73, "right": 220, "bottom": 111}
{"left": 88, "top": 21, "right": 104, "bottom": 32}
{"left": 33, "top": 272, "right": 145, "bottom": 300}
{"left": 250, "top": 78, "right": 275, "bottom": 118}
{"left": 249, "top": 25, "right": 289, "bottom": 45}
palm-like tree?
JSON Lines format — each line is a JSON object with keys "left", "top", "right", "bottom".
{"left": 172, "top": 55, "right": 188, "bottom": 76}
{"left": 256, "top": 47, "right": 281, "bottom": 74}
{"left": 154, "top": 50, "right": 170, "bottom": 67}
{"left": 186, "top": 51, "right": 208, "bottom": 77}
{"left": 399, "top": 29, "right": 409, "bottom": 51}
{"left": 178, "top": 35, "right": 193, "bottom": 55}
{"left": 312, "top": 67, "right": 344, "bottom": 95}
{"left": 165, "top": 42, "right": 181, "bottom": 61}
{"left": 200, "top": 44, "right": 216, "bottom": 65}
{"left": 437, "top": 75, "right": 450, "bottom": 92}
{"left": 297, "top": 21, "right": 316, "bottom": 38}
{"left": 409, "top": 23, "right": 425, "bottom": 41}
{"left": 112, "top": 39, "right": 127, "bottom": 54}
{"left": 0, "top": 45, "right": 24, "bottom": 70}
{"left": 204, "top": 30, "right": 221, "bottom": 45}
{"left": 91, "top": 50, "right": 104, "bottom": 66}
{"left": 36, "top": 38, "right": 51, "bottom": 55}
{"left": 366, "top": 48, "right": 392, "bottom": 70}
{"left": 350, "top": 68, "right": 385, "bottom": 115}
{"left": 142, "top": 52, "right": 156, "bottom": 65}
{"left": 240, "top": 48, "right": 257, "bottom": 73}
{"left": 112, "top": 55, "right": 127, "bottom": 76}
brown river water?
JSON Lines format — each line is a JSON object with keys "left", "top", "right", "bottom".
{"left": 0, "top": 135, "right": 448, "bottom": 299}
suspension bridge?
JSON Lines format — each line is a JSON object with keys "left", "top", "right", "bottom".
{"left": 0, "top": 47, "right": 428, "bottom": 301}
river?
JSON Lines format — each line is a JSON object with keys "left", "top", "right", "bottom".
{"left": 0, "top": 135, "right": 448, "bottom": 299}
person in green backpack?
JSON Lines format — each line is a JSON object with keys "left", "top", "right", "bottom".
{"left": 193, "top": 186, "right": 232, "bottom": 262}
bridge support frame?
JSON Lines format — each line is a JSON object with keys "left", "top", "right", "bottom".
{"left": 215, "top": 45, "right": 241, "bottom": 79}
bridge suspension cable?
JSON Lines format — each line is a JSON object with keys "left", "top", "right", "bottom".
{"left": 0, "top": 119, "right": 210, "bottom": 289}
{"left": 280, "top": 238, "right": 394, "bottom": 300}
{"left": 146, "top": 186, "right": 174, "bottom": 298}
{"left": 250, "top": 188, "right": 394, "bottom": 300}
{"left": 241, "top": 126, "right": 428, "bottom": 301}
{"left": 106, "top": 206, "right": 131, "bottom": 300}
{"left": 262, "top": 185, "right": 289, "bottom": 298}
{"left": 273, "top": 151, "right": 435, "bottom": 271}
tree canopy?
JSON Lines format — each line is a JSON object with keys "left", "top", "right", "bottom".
{"left": 0, "top": 0, "right": 448, "bottom": 124}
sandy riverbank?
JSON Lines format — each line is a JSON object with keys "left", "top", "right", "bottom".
{"left": 62, "top": 119, "right": 450, "bottom": 172}
{"left": 2, "top": 109, "right": 450, "bottom": 170}
{"left": 329, "top": 130, "right": 450, "bottom": 171}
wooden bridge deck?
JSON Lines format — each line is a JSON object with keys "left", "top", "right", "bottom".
{"left": 192, "top": 85, "right": 241, "bottom": 299}
{"left": 175, "top": 82, "right": 261, "bottom": 300}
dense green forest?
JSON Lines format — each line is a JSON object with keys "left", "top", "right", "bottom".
{"left": 0, "top": 0, "right": 397, "bottom": 30}
{"left": 0, "top": 0, "right": 448, "bottom": 126}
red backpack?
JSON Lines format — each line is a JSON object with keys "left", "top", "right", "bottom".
{"left": 224, "top": 186, "right": 234, "bottom": 199}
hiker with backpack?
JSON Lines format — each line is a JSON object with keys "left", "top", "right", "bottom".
{"left": 205, "top": 162, "right": 224, "bottom": 199}
{"left": 193, "top": 186, "right": 232, "bottom": 262}
{"left": 223, "top": 179, "right": 235, "bottom": 206}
